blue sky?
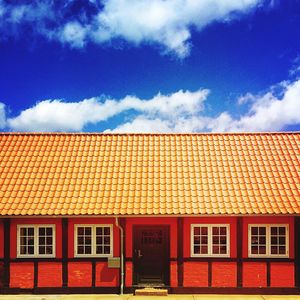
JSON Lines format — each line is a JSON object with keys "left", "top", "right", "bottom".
{"left": 0, "top": 0, "right": 300, "bottom": 132}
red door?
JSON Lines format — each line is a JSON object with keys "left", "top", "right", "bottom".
{"left": 133, "top": 226, "right": 170, "bottom": 286}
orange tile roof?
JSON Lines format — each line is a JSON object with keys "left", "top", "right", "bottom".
{"left": 0, "top": 132, "right": 299, "bottom": 216}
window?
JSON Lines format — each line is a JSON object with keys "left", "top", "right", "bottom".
{"left": 17, "top": 225, "right": 55, "bottom": 257}
{"left": 75, "top": 224, "right": 113, "bottom": 257}
{"left": 248, "top": 225, "right": 289, "bottom": 257}
{"left": 191, "top": 224, "right": 230, "bottom": 257}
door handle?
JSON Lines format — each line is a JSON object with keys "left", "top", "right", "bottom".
{"left": 137, "top": 249, "right": 143, "bottom": 258}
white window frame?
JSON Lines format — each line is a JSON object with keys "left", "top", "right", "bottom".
{"left": 191, "top": 224, "right": 230, "bottom": 257}
{"left": 248, "top": 224, "right": 289, "bottom": 258}
{"left": 17, "top": 224, "right": 56, "bottom": 258}
{"left": 74, "top": 224, "right": 113, "bottom": 257}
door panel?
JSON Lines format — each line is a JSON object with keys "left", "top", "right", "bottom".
{"left": 133, "top": 226, "right": 169, "bottom": 286}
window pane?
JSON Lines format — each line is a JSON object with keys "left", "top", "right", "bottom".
{"left": 251, "top": 227, "right": 258, "bottom": 235}
{"left": 78, "top": 246, "right": 84, "bottom": 254}
{"left": 46, "top": 237, "right": 52, "bottom": 245}
{"left": 194, "top": 246, "right": 200, "bottom": 254}
{"left": 259, "top": 227, "right": 266, "bottom": 235}
{"left": 39, "top": 228, "right": 45, "bottom": 235}
{"left": 201, "top": 236, "right": 208, "bottom": 244}
{"left": 212, "top": 236, "right": 219, "bottom": 244}
{"left": 220, "top": 246, "right": 227, "bottom": 254}
{"left": 104, "top": 246, "right": 110, "bottom": 254}
{"left": 78, "top": 227, "right": 84, "bottom": 235}
{"left": 279, "top": 246, "right": 286, "bottom": 254}
{"left": 279, "top": 237, "right": 286, "bottom": 245}
{"left": 96, "top": 236, "right": 103, "bottom": 245}
{"left": 104, "top": 236, "right": 110, "bottom": 244}
{"left": 194, "top": 227, "right": 200, "bottom": 235}
{"left": 271, "top": 246, "right": 277, "bottom": 254}
{"left": 20, "top": 245, "right": 27, "bottom": 254}
{"left": 201, "top": 245, "right": 208, "bottom": 254}
{"left": 271, "top": 237, "right": 277, "bottom": 244}
{"left": 259, "top": 237, "right": 266, "bottom": 244}
{"left": 104, "top": 227, "right": 110, "bottom": 235}
{"left": 96, "top": 246, "right": 103, "bottom": 254}
{"left": 212, "top": 227, "right": 219, "bottom": 235}
{"left": 96, "top": 227, "right": 103, "bottom": 235}
{"left": 271, "top": 227, "right": 277, "bottom": 235}
{"left": 194, "top": 236, "right": 200, "bottom": 244}
{"left": 85, "top": 246, "right": 92, "bottom": 254}
{"left": 201, "top": 227, "right": 208, "bottom": 235}
{"left": 39, "top": 246, "right": 45, "bottom": 254}
{"left": 220, "top": 227, "right": 227, "bottom": 235}
{"left": 212, "top": 245, "right": 219, "bottom": 254}
{"left": 279, "top": 227, "right": 286, "bottom": 235}
{"left": 46, "top": 246, "right": 53, "bottom": 255}
{"left": 46, "top": 228, "right": 53, "bottom": 235}
{"left": 85, "top": 227, "right": 92, "bottom": 235}
{"left": 28, "top": 237, "right": 34, "bottom": 246}
{"left": 259, "top": 246, "right": 266, "bottom": 254}
{"left": 39, "top": 237, "right": 45, "bottom": 245}
{"left": 28, "top": 228, "right": 34, "bottom": 236}
{"left": 220, "top": 236, "right": 226, "bottom": 245}
{"left": 28, "top": 246, "right": 34, "bottom": 254}
{"left": 251, "top": 246, "right": 258, "bottom": 254}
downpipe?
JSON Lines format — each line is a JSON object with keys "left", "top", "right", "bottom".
{"left": 115, "top": 217, "right": 124, "bottom": 294}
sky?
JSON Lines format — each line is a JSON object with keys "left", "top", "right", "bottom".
{"left": 0, "top": 0, "right": 300, "bottom": 133}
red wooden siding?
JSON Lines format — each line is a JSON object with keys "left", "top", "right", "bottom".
{"left": 184, "top": 262, "right": 208, "bottom": 287}
{"left": 243, "top": 262, "right": 267, "bottom": 287}
{"left": 68, "top": 262, "right": 92, "bottom": 287}
{"left": 0, "top": 215, "right": 297, "bottom": 290}
{"left": 212, "top": 262, "right": 237, "bottom": 287}
{"left": 96, "top": 262, "right": 119, "bottom": 287}
{"left": 270, "top": 263, "right": 294, "bottom": 287}
{"left": 38, "top": 262, "right": 62, "bottom": 287}
{"left": 10, "top": 262, "right": 34, "bottom": 288}
{"left": 0, "top": 220, "right": 4, "bottom": 258}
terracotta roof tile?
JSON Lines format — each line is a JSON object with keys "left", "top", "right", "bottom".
{"left": 0, "top": 132, "right": 299, "bottom": 216}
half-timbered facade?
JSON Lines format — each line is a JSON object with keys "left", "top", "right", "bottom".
{"left": 0, "top": 132, "right": 299, "bottom": 294}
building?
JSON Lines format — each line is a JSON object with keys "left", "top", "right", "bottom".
{"left": 0, "top": 132, "right": 299, "bottom": 294}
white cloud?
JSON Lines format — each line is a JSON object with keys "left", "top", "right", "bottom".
{"left": 4, "top": 79, "right": 300, "bottom": 133}
{"left": 0, "top": 102, "right": 6, "bottom": 129}
{"left": 6, "top": 89, "right": 209, "bottom": 132}
{"left": 89, "top": 0, "right": 261, "bottom": 57}
{"left": 59, "top": 21, "right": 89, "bottom": 48}
{"left": 0, "top": 0, "right": 261, "bottom": 57}
{"left": 208, "top": 79, "right": 300, "bottom": 132}
{"left": 109, "top": 79, "right": 300, "bottom": 133}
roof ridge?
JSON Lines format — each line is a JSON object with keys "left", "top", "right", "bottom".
{"left": 0, "top": 131, "right": 300, "bottom": 136}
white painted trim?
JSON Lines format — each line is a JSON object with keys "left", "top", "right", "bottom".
{"left": 248, "top": 224, "right": 289, "bottom": 258}
{"left": 17, "top": 224, "right": 56, "bottom": 258}
{"left": 190, "top": 224, "right": 230, "bottom": 257}
{"left": 74, "top": 224, "right": 113, "bottom": 258}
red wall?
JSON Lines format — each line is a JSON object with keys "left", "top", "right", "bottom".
{"left": 1, "top": 215, "right": 297, "bottom": 290}
{"left": 0, "top": 220, "right": 4, "bottom": 258}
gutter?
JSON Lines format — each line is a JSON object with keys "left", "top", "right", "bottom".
{"left": 115, "top": 217, "right": 124, "bottom": 294}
